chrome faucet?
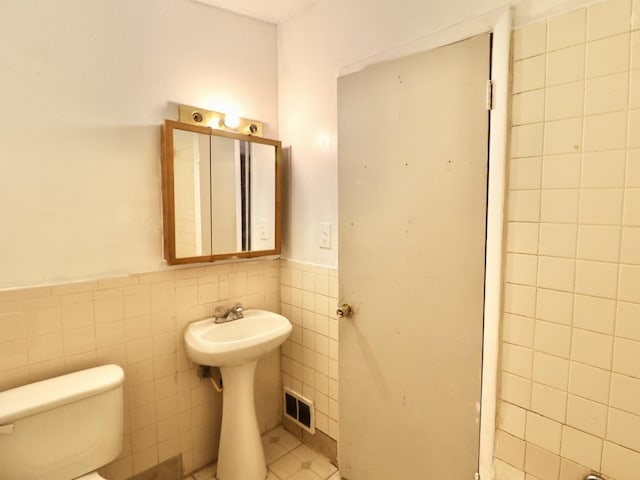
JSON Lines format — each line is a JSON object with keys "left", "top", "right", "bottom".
{"left": 214, "top": 303, "right": 244, "bottom": 323}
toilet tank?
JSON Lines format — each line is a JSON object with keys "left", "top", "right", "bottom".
{"left": 0, "top": 365, "right": 124, "bottom": 480}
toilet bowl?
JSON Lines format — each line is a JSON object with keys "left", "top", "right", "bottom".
{"left": 0, "top": 364, "right": 125, "bottom": 480}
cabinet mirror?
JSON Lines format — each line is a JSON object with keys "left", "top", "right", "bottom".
{"left": 161, "top": 120, "right": 281, "bottom": 265}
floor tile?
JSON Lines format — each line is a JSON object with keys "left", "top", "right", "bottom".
{"left": 290, "top": 445, "right": 320, "bottom": 463}
{"left": 309, "top": 456, "right": 338, "bottom": 478}
{"left": 192, "top": 463, "right": 217, "bottom": 480}
{"left": 288, "top": 469, "right": 323, "bottom": 480}
{"left": 270, "top": 453, "right": 304, "bottom": 479}
{"left": 183, "top": 426, "right": 340, "bottom": 480}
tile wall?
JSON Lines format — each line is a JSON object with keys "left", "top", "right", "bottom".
{"left": 497, "top": 1, "right": 640, "bottom": 479}
{"left": 0, "top": 260, "right": 281, "bottom": 479}
{"left": 279, "top": 260, "right": 340, "bottom": 441}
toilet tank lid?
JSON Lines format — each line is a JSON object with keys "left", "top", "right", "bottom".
{"left": 0, "top": 364, "right": 124, "bottom": 424}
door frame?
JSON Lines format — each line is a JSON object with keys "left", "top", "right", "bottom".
{"left": 339, "top": 8, "right": 511, "bottom": 480}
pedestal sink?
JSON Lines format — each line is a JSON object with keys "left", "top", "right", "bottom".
{"left": 184, "top": 309, "right": 292, "bottom": 480}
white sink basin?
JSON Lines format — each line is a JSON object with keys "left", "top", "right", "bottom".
{"left": 184, "top": 309, "right": 292, "bottom": 480}
{"left": 184, "top": 309, "right": 292, "bottom": 367}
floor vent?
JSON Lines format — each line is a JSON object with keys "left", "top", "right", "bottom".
{"left": 283, "top": 387, "right": 316, "bottom": 434}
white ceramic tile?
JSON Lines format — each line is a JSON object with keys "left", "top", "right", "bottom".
{"left": 540, "top": 190, "right": 580, "bottom": 223}
{"left": 632, "top": 29, "right": 640, "bottom": 69}
{"left": 0, "top": 312, "right": 26, "bottom": 343}
{"left": 616, "top": 301, "right": 640, "bottom": 341}
{"left": 585, "top": 72, "right": 629, "bottom": 115}
{"left": 513, "top": 56, "right": 546, "bottom": 93}
{"left": 264, "top": 440, "right": 290, "bottom": 465}
{"left": 495, "top": 458, "right": 526, "bottom": 480}
{"left": 0, "top": 340, "right": 28, "bottom": 371}
{"left": 545, "top": 81, "right": 584, "bottom": 121}
{"left": 513, "top": 89, "right": 545, "bottom": 125}
{"left": 547, "top": 44, "right": 586, "bottom": 86}
{"left": 587, "top": 0, "right": 632, "bottom": 41}
{"left": 525, "top": 443, "right": 561, "bottom": 479}
{"left": 566, "top": 394, "right": 607, "bottom": 437}
{"left": 504, "top": 283, "right": 536, "bottom": 317}
{"left": 514, "top": 22, "right": 547, "bottom": 60}
{"left": 508, "top": 190, "right": 541, "bottom": 222}
{"left": 542, "top": 153, "right": 581, "bottom": 189}
{"left": 535, "top": 320, "right": 571, "bottom": 357}
{"left": 582, "top": 150, "right": 626, "bottom": 188}
{"left": 507, "top": 222, "right": 539, "bottom": 254}
{"left": 537, "top": 256, "right": 575, "bottom": 292}
{"left": 610, "top": 373, "right": 640, "bottom": 416}
{"left": 501, "top": 372, "right": 532, "bottom": 408}
{"left": 548, "top": 8, "right": 586, "bottom": 52}
{"left": 629, "top": 109, "right": 640, "bottom": 148}
{"left": 623, "top": 188, "right": 640, "bottom": 225}
{"left": 543, "top": 118, "right": 583, "bottom": 155}
{"left": 560, "top": 426, "right": 603, "bottom": 471}
{"left": 583, "top": 111, "right": 628, "bottom": 152}
{"left": 573, "top": 294, "right": 616, "bottom": 334}
{"left": 495, "top": 429, "right": 526, "bottom": 469}
{"left": 577, "top": 225, "right": 621, "bottom": 262}
{"left": 569, "top": 362, "right": 611, "bottom": 404}
{"left": 619, "top": 264, "right": 640, "bottom": 302}
{"left": 502, "top": 343, "right": 534, "bottom": 378}
{"left": 505, "top": 253, "right": 538, "bottom": 286}
{"left": 27, "top": 332, "right": 63, "bottom": 363}
{"left": 571, "top": 328, "right": 614, "bottom": 370}
{"left": 498, "top": 401, "right": 527, "bottom": 438}
{"left": 602, "top": 441, "right": 640, "bottom": 480}
{"left": 270, "top": 450, "right": 305, "bottom": 479}
{"left": 586, "top": 33, "right": 630, "bottom": 78}
{"left": 613, "top": 337, "right": 640, "bottom": 378}
{"left": 511, "top": 123, "right": 544, "bottom": 158}
{"left": 525, "top": 411, "right": 562, "bottom": 454}
{"left": 309, "top": 455, "right": 338, "bottom": 478}
{"left": 503, "top": 314, "right": 535, "bottom": 348}
{"left": 533, "top": 351, "right": 569, "bottom": 390}
{"left": 607, "top": 407, "right": 640, "bottom": 452}
{"left": 510, "top": 157, "right": 542, "bottom": 190}
{"left": 621, "top": 227, "right": 640, "bottom": 264}
{"left": 530, "top": 382, "right": 567, "bottom": 423}
{"left": 539, "top": 223, "right": 577, "bottom": 258}
{"left": 535, "top": 288, "right": 573, "bottom": 326}
{"left": 575, "top": 260, "right": 619, "bottom": 298}
{"left": 579, "top": 189, "right": 624, "bottom": 225}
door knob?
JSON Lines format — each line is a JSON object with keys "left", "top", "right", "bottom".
{"left": 336, "top": 303, "right": 353, "bottom": 318}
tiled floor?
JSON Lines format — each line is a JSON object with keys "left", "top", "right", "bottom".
{"left": 183, "top": 426, "right": 340, "bottom": 480}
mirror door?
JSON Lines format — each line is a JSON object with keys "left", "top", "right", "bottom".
{"left": 162, "top": 120, "right": 281, "bottom": 265}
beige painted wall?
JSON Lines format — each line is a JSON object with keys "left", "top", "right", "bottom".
{"left": 0, "top": 0, "right": 277, "bottom": 289}
{"left": 496, "top": 1, "right": 640, "bottom": 479}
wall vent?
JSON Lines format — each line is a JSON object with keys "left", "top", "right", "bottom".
{"left": 283, "top": 387, "right": 316, "bottom": 434}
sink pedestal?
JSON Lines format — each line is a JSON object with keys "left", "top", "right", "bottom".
{"left": 216, "top": 360, "right": 267, "bottom": 480}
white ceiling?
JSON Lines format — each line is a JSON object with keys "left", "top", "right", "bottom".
{"left": 192, "top": 0, "right": 317, "bottom": 23}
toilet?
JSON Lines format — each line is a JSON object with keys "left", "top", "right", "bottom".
{"left": 0, "top": 364, "right": 125, "bottom": 480}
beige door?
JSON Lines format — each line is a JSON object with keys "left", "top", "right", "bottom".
{"left": 337, "top": 34, "right": 491, "bottom": 479}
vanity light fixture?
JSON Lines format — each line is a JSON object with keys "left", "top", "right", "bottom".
{"left": 223, "top": 113, "right": 241, "bottom": 129}
{"left": 178, "top": 104, "right": 263, "bottom": 137}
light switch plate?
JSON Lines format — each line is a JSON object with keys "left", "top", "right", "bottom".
{"left": 319, "top": 223, "right": 332, "bottom": 249}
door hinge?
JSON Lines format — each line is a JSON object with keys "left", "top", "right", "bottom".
{"left": 474, "top": 473, "right": 480, "bottom": 480}
{"left": 485, "top": 80, "right": 493, "bottom": 111}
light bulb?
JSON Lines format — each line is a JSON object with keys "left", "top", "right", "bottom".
{"left": 223, "top": 114, "right": 241, "bottom": 129}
